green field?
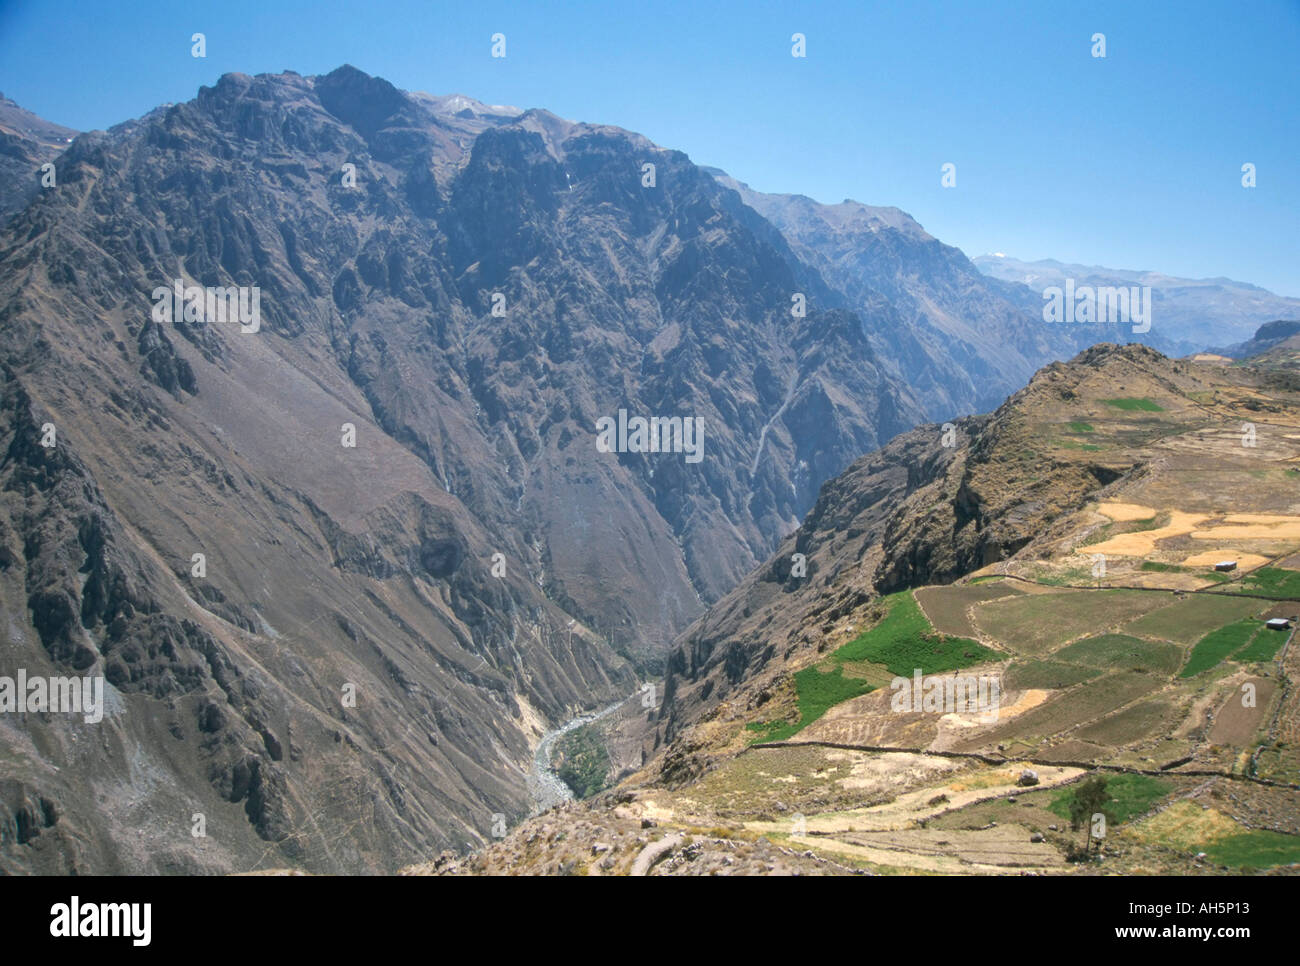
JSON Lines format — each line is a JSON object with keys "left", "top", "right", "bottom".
{"left": 1234, "top": 566, "right": 1300, "bottom": 600}
{"left": 747, "top": 665, "right": 875, "bottom": 742}
{"left": 1137, "top": 561, "right": 1228, "bottom": 580}
{"left": 834, "top": 590, "right": 999, "bottom": 675}
{"left": 1180, "top": 619, "right": 1262, "bottom": 677}
{"left": 1103, "top": 397, "right": 1165, "bottom": 412}
{"left": 1203, "top": 829, "right": 1300, "bottom": 870}
{"left": 1003, "top": 659, "right": 1103, "bottom": 690}
{"left": 1048, "top": 773, "right": 1172, "bottom": 825}
{"left": 1140, "top": 561, "right": 1181, "bottom": 573}
{"left": 1123, "top": 594, "right": 1262, "bottom": 644}
{"left": 1233, "top": 628, "right": 1289, "bottom": 663}
{"left": 1053, "top": 634, "right": 1184, "bottom": 674}
{"left": 976, "top": 590, "right": 1169, "bottom": 656}
{"left": 750, "top": 590, "right": 1001, "bottom": 743}
{"left": 1065, "top": 421, "right": 1094, "bottom": 433}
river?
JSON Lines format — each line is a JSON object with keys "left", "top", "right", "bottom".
{"left": 526, "top": 696, "right": 631, "bottom": 814}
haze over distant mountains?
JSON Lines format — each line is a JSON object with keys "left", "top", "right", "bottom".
{"left": 0, "top": 65, "right": 1292, "bottom": 875}
{"left": 974, "top": 253, "right": 1300, "bottom": 354}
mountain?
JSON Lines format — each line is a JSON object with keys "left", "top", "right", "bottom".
{"left": 706, "top": 173, "right": 1179, "bottom": 418}
{"left": 442, "top": 343, "right": 1300, "bottom": 875}
{"left": 0, "top": 93, "right": 77, "bottom": 222}
{"left": 974, "top": 254, "right": 1300, "bottom": 354}
{"left": 9, "top": 64, "right": 1292, "bottom": 877}
{"left": 0, "top": 64, "right": 941, "bottom": 873}
{"left": 1211, "top": 319, "right": 1300, "bottom": 362}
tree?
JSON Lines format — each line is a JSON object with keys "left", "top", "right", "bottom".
{"left": 1068, "top": 776, "right": 1112, "bottom": 857}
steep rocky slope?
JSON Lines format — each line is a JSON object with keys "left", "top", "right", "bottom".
{"left": 0, "top": 65, "right": 932, "bottom": 873}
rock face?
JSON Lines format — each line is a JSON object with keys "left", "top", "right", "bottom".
{"left": 0, "top": 65, "right": 940, "bottom": 874}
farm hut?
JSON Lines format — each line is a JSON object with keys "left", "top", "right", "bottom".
{"left": 1215, "top": 560, "right": 1237, "bottom": 572}
{"left": 1266, "top": 618, "right": 1291, "bottom": 631}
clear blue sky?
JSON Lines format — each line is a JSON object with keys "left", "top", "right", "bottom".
{"left": 2, "top": 0, "right": 1297, "bottom": 295}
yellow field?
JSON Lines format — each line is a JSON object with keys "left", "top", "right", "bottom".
{"left": 1096, "top": 502, "right": 1157, "bottom": 522}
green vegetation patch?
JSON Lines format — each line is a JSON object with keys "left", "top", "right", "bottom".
{"left": 1053, "top": 634, "right": 1184, "bottom": 674}
{"left": 1236, "top": 566, "right": 1300, "bottom": 600}
{"left": 1180, "top": 619, "right": 1262, "bottom": 677}
{"left": 1049, "top": 773, "right": 1172, "bottom": 826}
{"left": 747, "top": 665, "right": 875, "bottom": 742}
{"left": 1203, "top": 830, "right": 1300, "bottom": 870}
{"left": 833, "top": 590, "right": 999, "bottom": 676}
{"left": 977, "top": 589, "right": 1168, "bottom": 657}
{"left": 552, "top": 723, "right": 612, "bottom": 799}
{"left": 750, "top": 590, "right": 1004, "bottom": 743}
{"left": 1123, "top": 594, "right": 1262, "bottom": 644}
{"left": 1140, "top": 561, "right": 1181, "bottom": 573}
{"left": 1103, "top": 397, "right": 1165, "bottom": 412}
{"left": 1233, "top": 628, "right": 1288, "bottom": 663}
{"left": 1138, "top": 560, "right": 1230, "bottom": 579}
{"left": 1065, "top": 421, "right": 1094, "bottom": 433}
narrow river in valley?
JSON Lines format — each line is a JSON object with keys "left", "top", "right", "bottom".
{"left": 527, "top": 696, "right": 631, "bottom": 814}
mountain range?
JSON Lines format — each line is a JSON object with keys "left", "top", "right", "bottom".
{"left": 1, "top": 66, "right": 1295, "bottom": 874}
{"left": 975, "top": 253, "right": 1300, "bottom": 354}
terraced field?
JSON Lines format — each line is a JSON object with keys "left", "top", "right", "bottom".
{"left": 687, "top": 570, "right": 1300, "bottom": 874}
{"left": 973, "top": 589, "right": 1170, "bottom": 655}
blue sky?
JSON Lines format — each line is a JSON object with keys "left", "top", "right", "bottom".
{"left": 2, "top": 0, "right": 1297, "bottom": 295}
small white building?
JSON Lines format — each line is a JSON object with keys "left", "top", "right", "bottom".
{"left": 1215, "top": 560, "right": 1238, "bottom": 572}
{"left": 1265, "top": 618, "right": 1291, "bottom": 631}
